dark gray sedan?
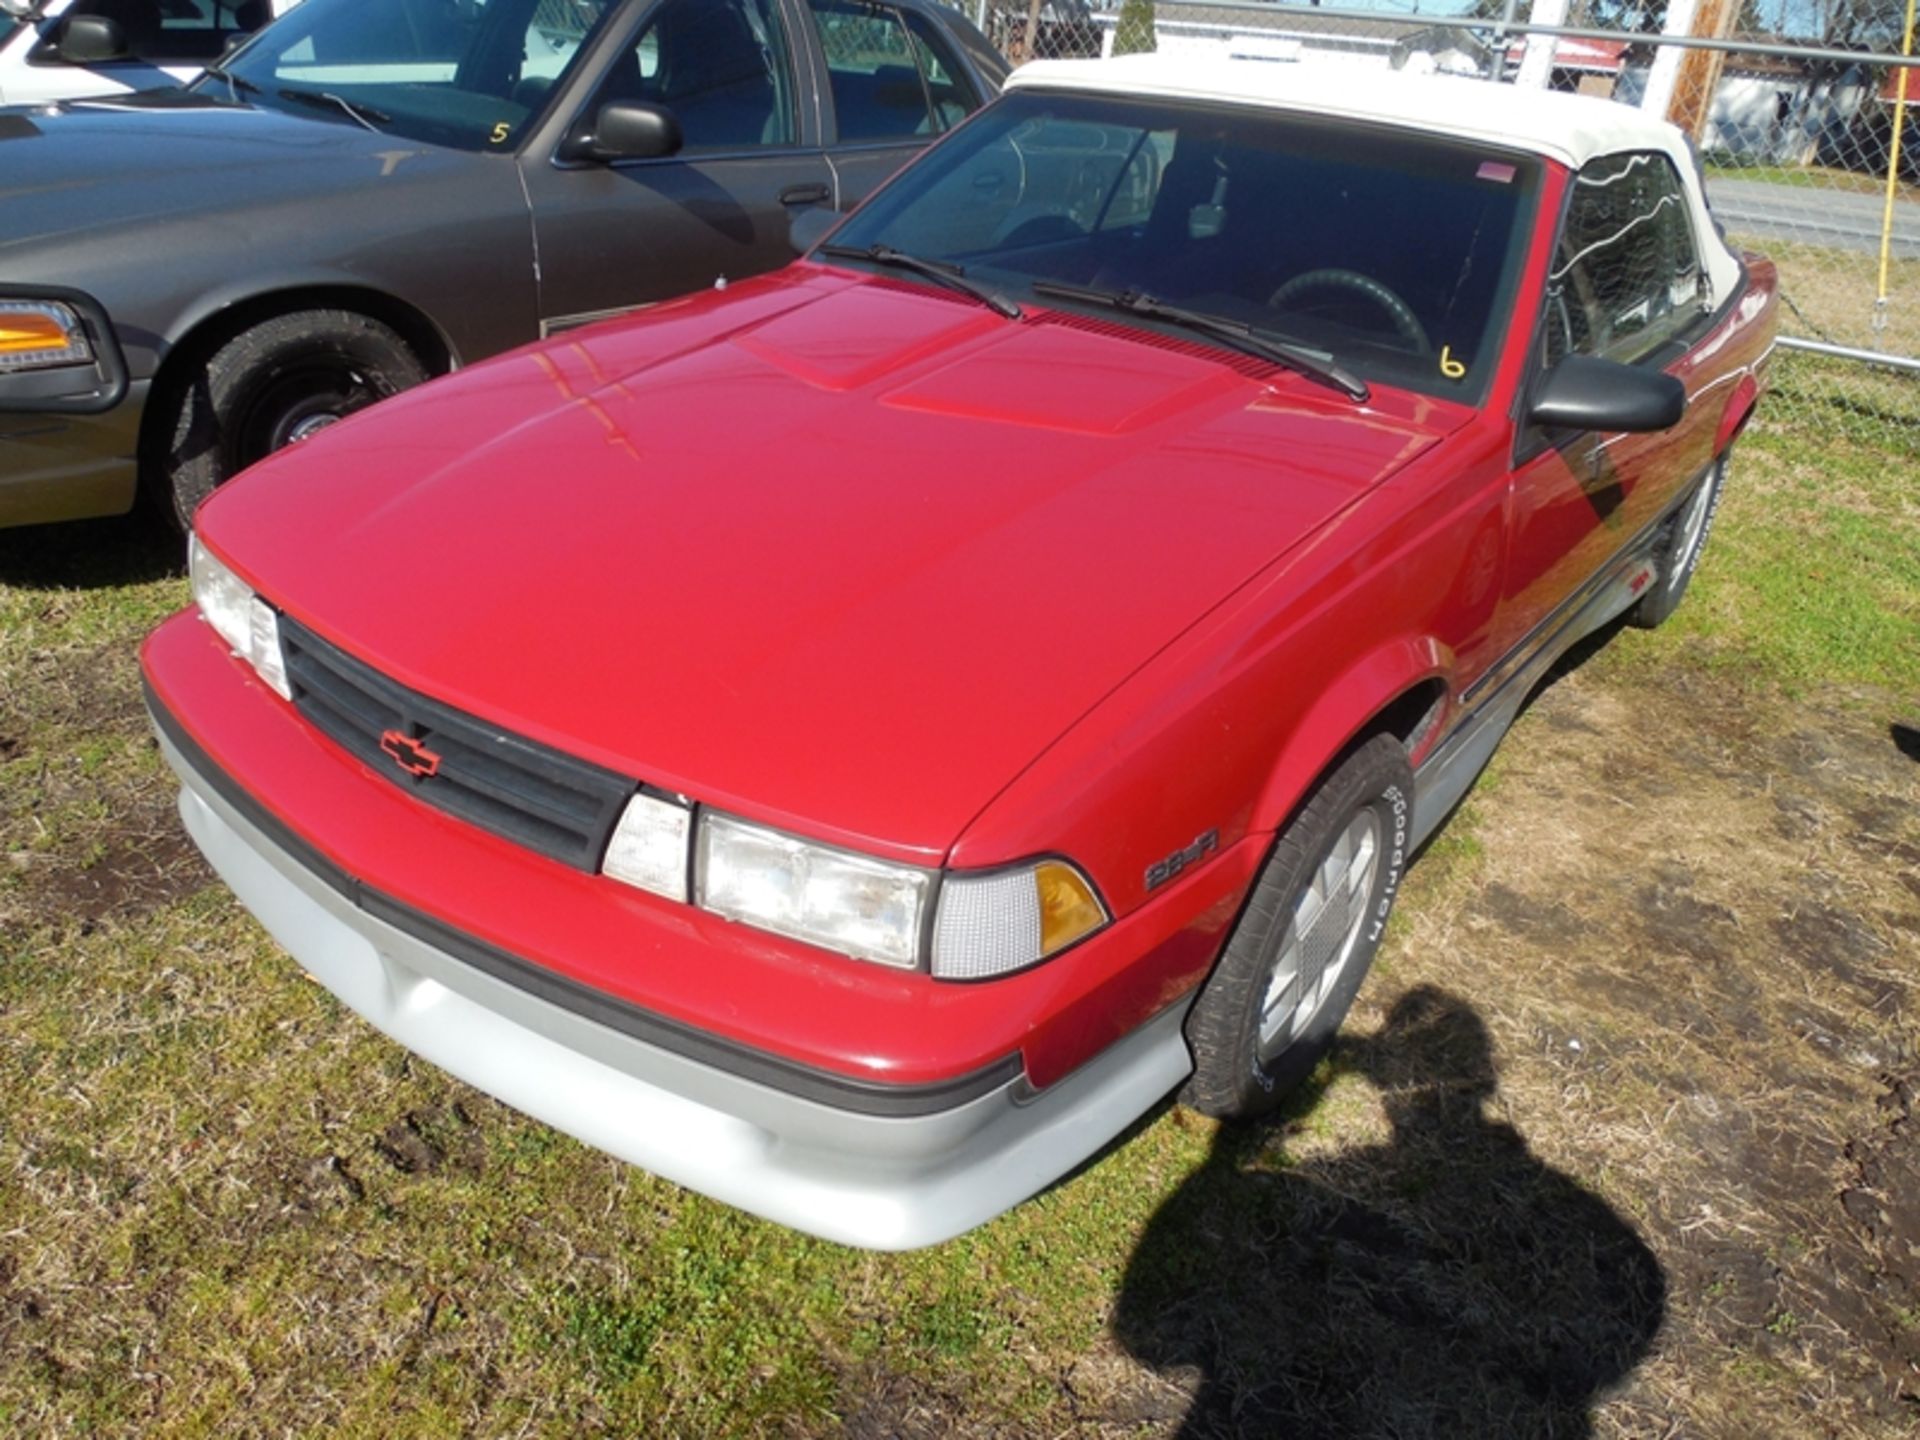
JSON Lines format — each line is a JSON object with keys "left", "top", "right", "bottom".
{"left": 0, "top": 0, "right": 1005, "bottom": 529}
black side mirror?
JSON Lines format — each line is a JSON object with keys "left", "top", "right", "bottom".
{"left": 56, "top": 14, "right": 131, "bottom": 64}
{"left": 1527, "top": 354, "right": 1686, "bottom": 434}
{"left": 563, "top": 101, "right": 682, "bottom": 164}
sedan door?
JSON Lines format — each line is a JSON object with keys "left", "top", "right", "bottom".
{"left": 517, "top": 0, "right": 835, "bottom": 334}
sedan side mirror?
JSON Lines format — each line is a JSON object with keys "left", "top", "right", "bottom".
{"left": 562, "top": 101, "right": 683, "bottom": 164}
{"left": 1527, "top": 354, "right": 1686, "bottom": 434}
{"left": 56, "top": 14, "right": 131, "bottom": 64}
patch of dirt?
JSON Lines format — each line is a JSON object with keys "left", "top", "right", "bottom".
{"left": 836, "top": 1361, "right": 993, "bottom": 1440}
{"left": 375, "top": 1106, "right": 485, "bottom": 1177}
{"left": 1837, "top": 1074, "right": 1920, "bottom": 1395}
{"left": 1, "top": 640, "right": 211, "bottom": 930}
{"left": 24, "top": 831, "right": 210, "bottom": 926}
{"left": 291, "top": 1155, "right": 365, "bottom": 1212}
{"left": 1403, "top": 667, "right": 1920, "bottom": 1436}
{"left": 10, "top": 639, "right": 148, "bottom": 733}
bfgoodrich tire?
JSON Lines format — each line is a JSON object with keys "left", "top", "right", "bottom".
{"left": 1182, "top": 734, "right": 1413, "bottom": 1119}
{"left": 159, "top": 309, "right": 429, "bottom": 531}
{"left": 1631, "top": 452, "right": 1727, "bottom": 630}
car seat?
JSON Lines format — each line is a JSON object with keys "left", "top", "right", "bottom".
{"left": 642, "top": 2, "right": 779, "bottom": 148}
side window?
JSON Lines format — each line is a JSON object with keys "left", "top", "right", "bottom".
{"left": 1543, "top": 151, "right": 1704, "bottom": 368}
{"left": 602, "top": 0, "right": 795, "bottom": 153}
{"left": 901, "top": 10, "right": 978, "bottom": 131}
{"left": 809, "top": 0, "right": 940, "bottom": 143}
{"left": 42, "top": 0, "right": 273, "bottom": 65}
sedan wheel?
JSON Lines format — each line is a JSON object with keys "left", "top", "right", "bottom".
{"left": 1183, "top": 733, "right": 1413, "bottom": 1119}
{"left": 159, "top": 308, "right": 429, "bottom": 531}
{"left": 1257, "top": 810, "right": 1381, "bottom": 1061}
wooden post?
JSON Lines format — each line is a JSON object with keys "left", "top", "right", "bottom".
{"left": 1020, "top": 0, "right": 1045, "bottom": 62}
{"left": 1666, "top": 0, "right": 1742, "bottom": 142}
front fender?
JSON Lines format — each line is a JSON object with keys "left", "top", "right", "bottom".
{"left": 1250, "top": 634, "right": 1449, "bottom": 838}
{"left": 155, "top": 269, "right": 465, "bottom": 374}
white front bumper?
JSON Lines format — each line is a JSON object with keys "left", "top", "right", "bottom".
{"left": 160, "top": 728, "right": 1193, "bottom": 1249}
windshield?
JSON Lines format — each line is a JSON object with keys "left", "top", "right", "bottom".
{"left": 823, "top": 92, "right": 1541, "bottom": 402}
{"left": 193, "top": 0, "right": 616, "bottom": 153}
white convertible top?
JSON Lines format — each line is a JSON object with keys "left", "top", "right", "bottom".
{"left": 1006, "top": 55, "right": 1742, "bottom": 301}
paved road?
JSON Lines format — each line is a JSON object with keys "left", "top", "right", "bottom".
{"left": 1706, "top": 176, "right": 1920, "bottom": 260}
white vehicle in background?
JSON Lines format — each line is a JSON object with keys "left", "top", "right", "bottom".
{"left": 0, "top": 0, "right": 296, "bottom": 106}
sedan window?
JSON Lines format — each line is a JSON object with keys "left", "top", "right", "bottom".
{"left": 809, "top": 0, "right": 953, "bottom": 142}
{"left": 597, "top": 0, "right": 795, "bottom": 152}
{"left": 196, "top": 0, "right": 616, "bottom": 152}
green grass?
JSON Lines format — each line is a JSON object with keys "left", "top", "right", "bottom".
{"left": 1600, "top": 408, "right": 1920, "bottom": 695}
{"left": 1704, "top": 159, "right": 1919, "bottom": 201}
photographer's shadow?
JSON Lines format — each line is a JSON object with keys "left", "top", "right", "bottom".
{"left": 1115, "top": 986, "right": 1665, "bottom": 1438}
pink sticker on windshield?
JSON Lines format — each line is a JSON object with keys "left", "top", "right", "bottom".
{"left": 1477, "top": 161, "right": 1517, "bottom": 183}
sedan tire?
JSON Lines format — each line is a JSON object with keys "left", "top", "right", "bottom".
{"left": 1182, "top": 733, "right": 1413, "bottom": 1119}
{"left": 1631, "top": 451, "right": 1727, "bottom": 630}
{"left": 160, "top": 309, "right": 429, "bottom": 531}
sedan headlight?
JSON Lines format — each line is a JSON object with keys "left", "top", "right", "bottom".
{"left": 0, "top": 300, "right": 93, "bottom": 374}
{"left": 188, "top": 534, "right": 290, "bottom": 699}
{"left": 614, "top": 805, "right": 1109, "bottom": 977}
{"left": 697, "top": 812, "right": 932, "bottom": 968}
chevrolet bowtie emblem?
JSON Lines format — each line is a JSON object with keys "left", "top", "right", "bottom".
{"left": 379, "top": 729, "right": 442, "bottom": 778}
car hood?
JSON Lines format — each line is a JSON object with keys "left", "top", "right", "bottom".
{"left": 200, "top": 269, "right": 1469, "bottom": 865}
{"left": 0, "top": 92, "right": 478, "bottom": 251}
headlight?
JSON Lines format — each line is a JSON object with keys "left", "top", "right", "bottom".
{"left": 696, "top": 812, "right": 932, "bottom": 968}
{"left": 0, "top": 300, "right": 93, "bottom": 374}
{"left": 932, "top": 860, "right": 1107, "bottom": 979}
{"left": 675, "top": 809, "right": 1106, "bottom": 977}
{"left": 188, "top": 534, "right": 290, "bottom": 699}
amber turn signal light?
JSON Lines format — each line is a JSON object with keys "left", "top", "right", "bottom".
{"left": 0, "top": 301, "right": 92, "bottom": 372}
{"left": 1035, "top": 860, "right": 1106, "bottom": 955}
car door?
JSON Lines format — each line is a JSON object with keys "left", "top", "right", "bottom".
{"left": 5, "top": 0, "right": 280, "bottom": 104}
{"left": 803, "top": 0, "right": 983, "bottom": 211}
{"left": 517, "top": 0, "right": 834, "bottom": 335}
{"left": 1498, "top": 150, "right": 1719, "bottom": 658}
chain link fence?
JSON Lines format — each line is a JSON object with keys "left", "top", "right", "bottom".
{"left": 974, "top": 0, "right": 1920, "bottom": 450}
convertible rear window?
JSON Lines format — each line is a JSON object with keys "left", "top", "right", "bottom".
{"left": 826, "top": 91, "right": 1541, "bottom": 402}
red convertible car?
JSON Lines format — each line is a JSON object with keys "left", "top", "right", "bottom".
{"left": 142, "top": 56, "right": 1777, "bottom": 1248}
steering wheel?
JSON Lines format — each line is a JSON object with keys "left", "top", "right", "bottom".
{"left": 1268, "top": 269, "right": 1432, "bottom": 353}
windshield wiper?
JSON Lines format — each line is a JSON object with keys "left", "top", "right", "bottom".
{"left": 820, "top": 243, "right": 1021, "bottom": 321}
{"left": 276, "top": 87, "right": 390, "bottom": 132}
{"left": 201, "top": 63, "right": 262, "bottom": 100}
{"left": 1029, "top": 280, "right": 1368, "bottom": 402}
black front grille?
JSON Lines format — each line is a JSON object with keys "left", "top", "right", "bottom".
{"left": 278, "top": 615, "right": 635, "bottom": 871}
